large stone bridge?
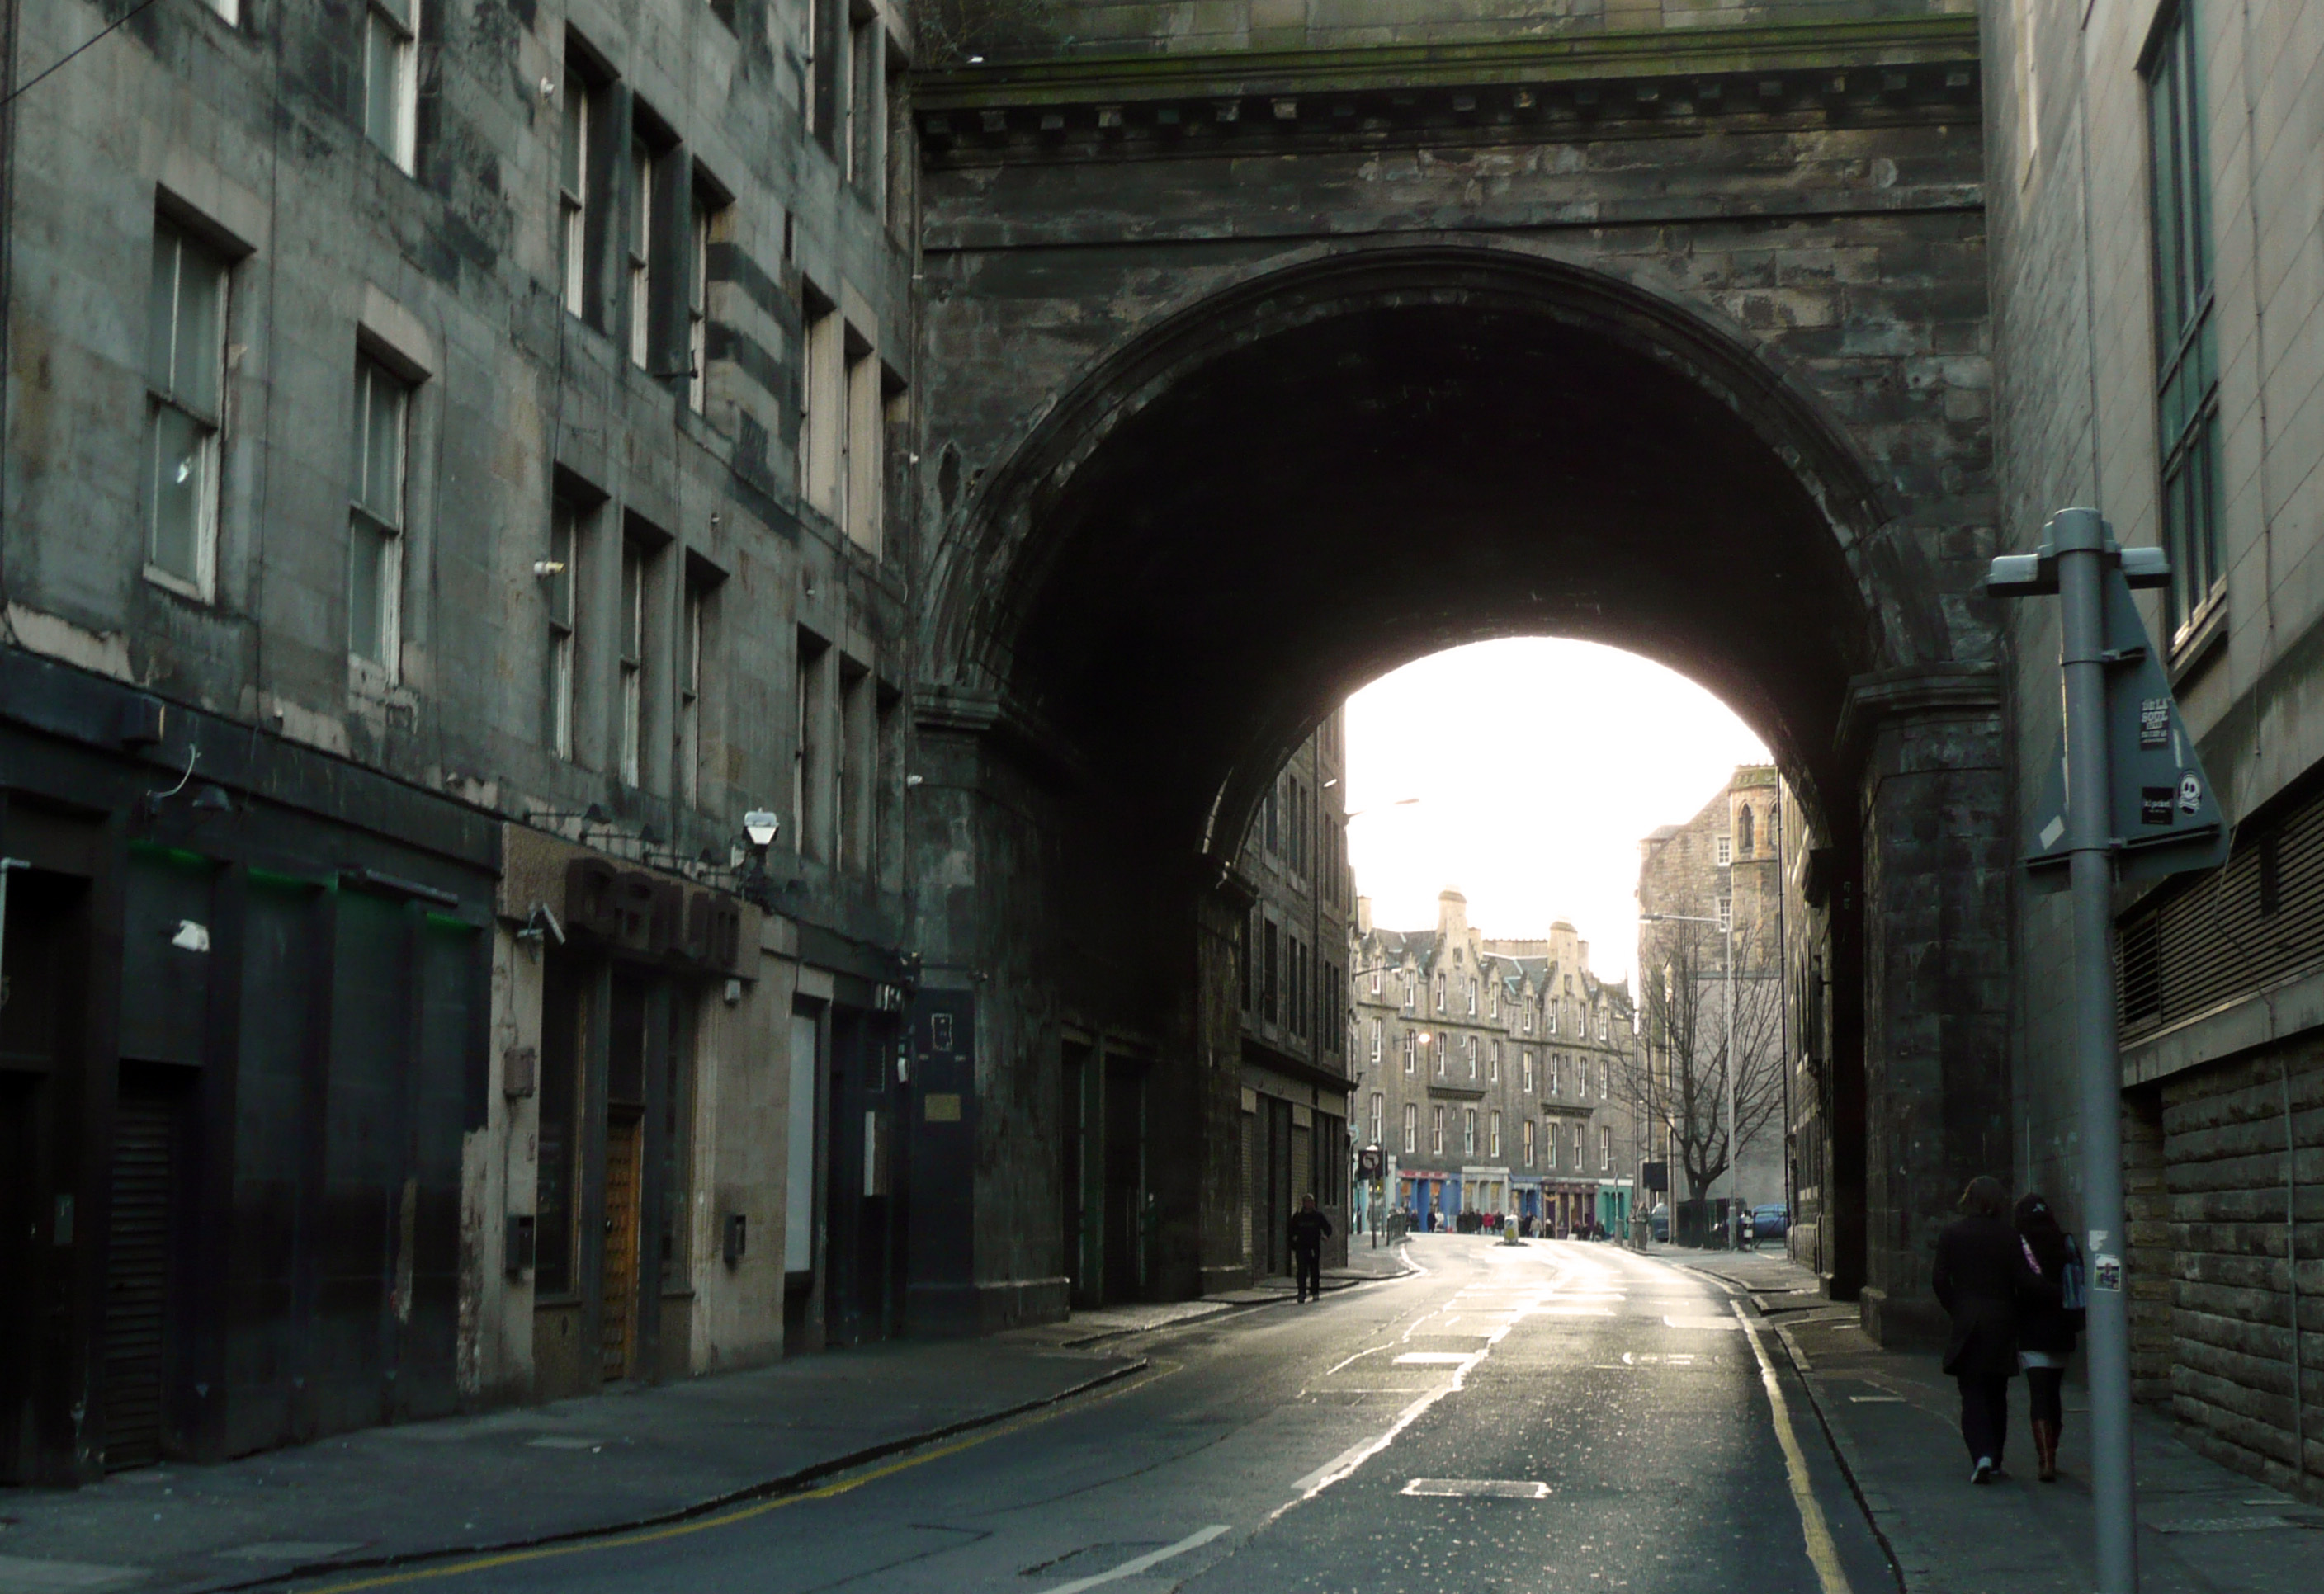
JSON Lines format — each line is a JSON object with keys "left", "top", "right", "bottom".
{"left": 900, "top": 6, "right": 2003, "bottom": 1345}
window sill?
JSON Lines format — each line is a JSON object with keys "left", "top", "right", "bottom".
{"left": 143, "top": 562, "right": 213, "bottom": 605}
{"left": 2168, "top": 599, "right": 2227, "bottom": 687}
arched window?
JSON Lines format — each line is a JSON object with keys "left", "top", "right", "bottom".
{"left": 1737, "top": 804, "right": 1755, "bottom": 857}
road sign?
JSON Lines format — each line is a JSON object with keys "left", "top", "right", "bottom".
{"left": 1357, "top": 1144, "right": 1385, "bottom": 1180}
{"left": 2018, "top": 557, "right": 2228, "bottom": 891}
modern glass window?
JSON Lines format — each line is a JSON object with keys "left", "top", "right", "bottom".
{"left": 546, "top": 501, "right": 579, "bottom": 758}
{"left": 145, "top": 221, "right": 228, "bottom": 597}
{"left": 559, "top": 70, "right": 590, "bottom": 316}
{"left": 363, "top": 0, "right": 418, "bottom": 172}
{"left": 2147, "top": 7, "right": 2222, "bottom": 641}
{"left": 347, "top": 356, "right": 409, "bottom": 670}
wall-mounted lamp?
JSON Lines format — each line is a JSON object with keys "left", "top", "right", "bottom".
{"left": 905, "top": 775, "right": 924, "bottom": 789}
{"left": 516, "top": 903, "right": 565, "bottom": 960}
{"left": 743, "top": 810, "right": 780, "bottom": 847}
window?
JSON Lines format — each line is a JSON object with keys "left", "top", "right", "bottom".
{"left": 1369, "top": 1018, "right": 1382, "bottom": 1063}
{"left": 1402, "top": 1030, "right": 1415, "bottom": 1074}
{"left": 1370, "top": 1092, "right": 1384, "bottom": 1148}
{"left": 1432, "top": 1034, "right": 1443, "bottom": 1077}
{"left": 1736, "top": 804, "right": 1754, "bottom": 857}
{"left": 558, "top": 62, "right": 593, "bottom": 317}
{"left": 2147, "top": 9, "right": 2222, "bottom": 641}
{"left": 617, "top": 535, "right": 654, "bottom": 786}
{"left": 847, "top": 14, "right": 881, "bottom": 187}
{"left": 1550, "top": 1054, "right": 1561, "bottom": 1093}
{"left": 347, "top": 356, "right": 409, "bottom": 671}
{"left": 1463, "top": 1108, "right": 1477, "bottom": 1155}
{"left": 1490, "top": 1041, "right": 1500, "bottom": 1082}
{"left": 1369, "top": 969, "right": 1382, "bottom": 997}
{"left": 363, "top": 0, "right": 418, "bottom": 172}
{"left": 1522, "top": 1117, "right": 1535, "bottom": 1167}
{"left": 1467, "top": 979, "right": 1477, "bottom": 1016}
{"left": 1600, "top": 1127, "right": 1613, "bottom": 1172}
{"left": 806, "top": 0, "right": 841, "bottom": 149}
{"left": 1523, "top": 998, "right": 1533, "bottom": 1034}
{"left": 794, "top": 633, "right": 826, "bottom": 854}
{"left": 1434, "top": 973, "right": 1445, "bottom": 1012}
{"left": 1465, "top": 1035, "right": 1477, "bottom": 1078}
{"left": 687, "top": 184, "right": 725, "bottom": 413}
{"left": 801, "top": 290, "right": 842, "bottom": 513}
{"left": 145, "top": 219, "right": 229, "bottom": 597}
{"left": 1264, "top": 922, "right": 1280, "bottom": 1024}
{"left": 627, "top": 134, "right": 658, "bottom": 370}
{"left": 546, "top": 499, "right": 579, "bottom": 758}
{"left": 1600, "top": 1059, "right": 1610, "bottom": 1096}
{"left": 679, "top": 567, "right": 716, "bottom": 806}
{"left": 843, "top": 333, "right": 883, "bottom": 555}
{"left": 1547, "top": 1000, "right": 1557, "bottom": 1035}
{"left": 837, "top": 659, "right": 869, "bottom": 870}
{"left": 1402, "top": 974, "right": 1415, "bottom": 1012}
{"left": 1405, "top": 1103, "right": 1419, "bottom": 1154}
{"left": 1523, "top": 1052, "right": 1534, "bottom": 1092}
{"left": 1547, "top": 1120, "right": 1559, "bottom": 1169}
{"left": 1717, "top": 897, "right": 1732, "bottom": 934}
{"left": 1716, "top": 833, "right": 1731, "bottom": 867}
{"left": 1489, "top": 1111, "right": 1501, "bottom": 1159}
{"left": 1599, "top": 1008, "right": 1609, "bottom": 1042}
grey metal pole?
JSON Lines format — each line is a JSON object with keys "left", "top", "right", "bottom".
{"left": 2056, "top": 507, "right": 2137, "bottom": 1593}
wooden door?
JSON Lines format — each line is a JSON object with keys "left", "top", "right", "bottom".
{"left": 602, "top": 1110, "right": 643, "bottom": 1381}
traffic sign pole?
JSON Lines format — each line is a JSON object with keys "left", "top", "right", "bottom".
{"left": 2055, "top": 508, "right": 2138, "bottom": 1594}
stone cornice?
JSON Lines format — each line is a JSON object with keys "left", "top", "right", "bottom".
{"left": 1836, "top": 661, "right": 2002, "bottom": 756}
{"left": 914, "top": 17, "right": 1979, "bottom": 164}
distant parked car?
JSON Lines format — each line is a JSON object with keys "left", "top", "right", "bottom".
{"left": 1649, "top": 1204, "right": 1670, "bottom": 1242}
{"left": 1751, "top": 1203, "right": 1790, "bottom": 1243}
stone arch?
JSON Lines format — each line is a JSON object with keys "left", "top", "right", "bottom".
{"left": 925, "top": 238, "right": 1967, "bottom": 856}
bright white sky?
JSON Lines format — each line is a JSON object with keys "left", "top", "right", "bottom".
{"left": 1342, "top": 639, "right": 1769, "bottom": 988}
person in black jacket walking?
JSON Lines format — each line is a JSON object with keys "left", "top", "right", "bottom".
{"left": 1288, "top": 1195, "right": 1333, "bottom": 1303}
{"left": 2014, "top": 1192, "right": 2084, "bottom": 1482}
{"left": 1933, "top": 1175, "right": 2056, "bottom": 1484}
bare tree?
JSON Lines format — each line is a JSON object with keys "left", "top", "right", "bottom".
{"left": 918, "top": 0, "right": 1063, "bottom": 66}
{"left": 1618, "top": 920, "right": 1786, "bottom": 1211}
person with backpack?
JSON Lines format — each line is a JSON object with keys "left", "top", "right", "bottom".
{"left": 2014, "top": 1192, "right": 2086, "bottom": 1483}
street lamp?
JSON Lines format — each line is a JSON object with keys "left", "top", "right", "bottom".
{"left": 1638, "top": 908, "right": 1736, "bottom": 1251}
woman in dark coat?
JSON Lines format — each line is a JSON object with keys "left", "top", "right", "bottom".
{"left": 2015, "top": 1192, "right": 2084, "bottom": 1482}
{"left": 1932, "top": 1175, "right": 2055, "bottom": 1483}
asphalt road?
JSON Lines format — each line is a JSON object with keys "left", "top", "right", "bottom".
{"left": 297, "top": 1237, "right": 1897, "bottom": 1594}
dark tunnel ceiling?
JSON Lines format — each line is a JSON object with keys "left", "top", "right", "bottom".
{"left": 1001, "top": 301, "right": 1878, "bottom": 848}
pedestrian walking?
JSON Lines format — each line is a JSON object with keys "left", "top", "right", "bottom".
{"left": 1933, "top": 1175, "right": 2057, "bottom": 1484}
{"left": 1288, "top": 1194, "right": 1332, "bottom": 1303}
{"left": 2014, "top": 1192, "right": 2086, "bottom": 1483}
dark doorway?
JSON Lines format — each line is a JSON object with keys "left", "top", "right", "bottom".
{"left": 103, "top": 1063, "right": 193, "bottom": 1470}
{"left": 1060, "top": 1040, "right": 1093, "bottom": 1306}
{"left": 605, "top": 974, "right": 651, "bottom": 1382}
{"left": 824, "top": 1007, "right": 900, "bottom": 1345}
{"left": 1102, "top": 1055, "right": 1145, "bottom": 1302}
{"left": 1252, "top": 1096, "right": 1292, "bottom": 1279}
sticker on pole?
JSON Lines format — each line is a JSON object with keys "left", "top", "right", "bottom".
{"left": 2091, "top": 1252, "right": 2123, "bottom": 1293}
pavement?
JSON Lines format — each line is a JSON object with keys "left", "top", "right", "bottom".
{"left": 1660, "top": 1243, "right": 2324, "bottom": 1594}
{"left": 0, "top": 1339, "right": 1145, "bottom": 1594}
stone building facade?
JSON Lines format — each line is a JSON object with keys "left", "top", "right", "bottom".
{"left": 1350, "top": 893, "right": 1638, "bottom": 1238}
{"left": 1986, "top": 0, "right": 2323, "bottom": 1501}
{"left": 1636, "top": 766, "right": 1799, "bottom": 1241}
{"left": 0, "top": 0, "right": 919, "bottom": 1483}
{"left": 1230, "top": 710, "right": 1352, "bottom": 1280}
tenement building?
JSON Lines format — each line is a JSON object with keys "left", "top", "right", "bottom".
{"left": 1229, "top": 711, "right": 1353, "bottom": 1282}
{"left": 1991, "top": 0, "right": 2324, "bottom": 1499}
{"left": 1350, "top": 893, "right": 1638, "bottom": 1238}
{"left": 1636, "top": 767, "right": 1794, "bottom": 1243}
{"left": 0, "top": 0, "right": 917, "bottom": 1482}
